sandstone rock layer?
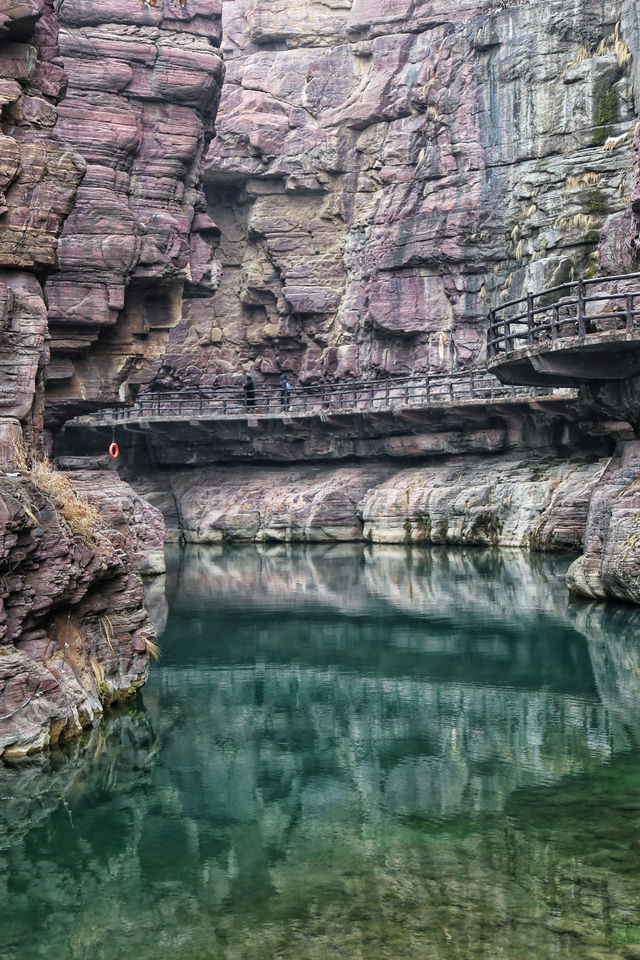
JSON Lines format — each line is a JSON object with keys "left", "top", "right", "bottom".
{"left": 0, "top": 469, "right": 164, "bottom": 759}
{"left": 44, "top": 0, "right": 225, "bottom": 423}
{"left": 141, "top": 454, "right": 608, "bottom": 551}
{"left": 162, "top": 0, "right": 640, "bottom": 396}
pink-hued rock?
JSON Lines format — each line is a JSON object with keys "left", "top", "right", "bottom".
{"left": 43, "top": 0, "right": 225, "bottom": 422}
{"left": 0, "top": 470, "right": 163, "bottom": 759}
{"left": 0, "top": 0, "right": 84, "bottom": 441}
{"left": 69, "top": 470, "right": 166, "bottom": 575}
{"left": 158, "top": 0, "right": 639, "bottom": 393}
{"left": 155, "top": 454, "right": 607, "bottom": 550}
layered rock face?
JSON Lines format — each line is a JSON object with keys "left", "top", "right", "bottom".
{"left": 0, "top": 4, "right": 169, "bottom": 756}
{"left": 568, "top": 438, "right": 640, "bottom": 602}
{"left": 43, "top": 0, "right": 225, "bottom": 424}
{"left": 138, "top": 454, "right": 607, "bottom": 549}
{"left": 0, "top": 470, "right": 163, "bottom": 759}
{"left": 161, "top": 0, "right": 640, "bottom": 391}
{"left": 0, "top": 0, "right": 85, "bottom": 449}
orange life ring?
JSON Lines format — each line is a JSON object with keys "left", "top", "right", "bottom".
{"left": 109, "top": 442, "right": 119, "bottom": 459}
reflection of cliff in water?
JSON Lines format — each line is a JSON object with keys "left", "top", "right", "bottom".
{"left": 3, "top": 545, "right": 640, "bottom": 960}
{"left": 157, "top": 543, "right": 636, "bottom": 822}
{"left": 166, "top": 543, "right": 587, "bottom": 692}
{"left": 166, "top": 542, "right": 572, "bottom": 623}
{"left": 0, "top": 707, "right": 155, "bottom": 852}
{"left": 571, "top": 599, "right": 640, "bottom": 741}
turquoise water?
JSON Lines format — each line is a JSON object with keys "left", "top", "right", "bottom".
{"left": 2, "top": 544, "right": 640, "bottom": 959}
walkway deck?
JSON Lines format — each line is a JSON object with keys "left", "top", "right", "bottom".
{"left": 71, "top": 370, "right": 577, "bottom": 429}
{"left": 487, "top": 272, "right": 640, "bottom": 386}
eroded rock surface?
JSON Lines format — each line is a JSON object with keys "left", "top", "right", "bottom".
{"left": 0, "top": 0, "right": 85, "bottom": 444}
{"left": 0, "top": 471, "right": 163, "bottom": 759}
{"left": 161, "top": 0, "right": 640, "bottom": 393}
{"left": 144, "top": 454, "right": 608, "bottom": 549}
{"left": 44, "top": 0, "right": 225, "bottom": 423}
{"left": 568, "top": 439, "right": 640, "bottom": 602}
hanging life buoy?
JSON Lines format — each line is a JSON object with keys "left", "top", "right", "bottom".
{"left": 109, "top": 441, "right": 119, "bottom": 459}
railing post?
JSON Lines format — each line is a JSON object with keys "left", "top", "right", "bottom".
{"left": 199, "top": 394, "right": 203, "bottom": 415}
{"left": 505, "top": 320, "right": 512, "bottom": 352}
{"left": 487, "top": 310, "right": 495, "bottom": 359}
{"left": 577, "top": 277, "right": 586, "bottom": 336}
{"left": 527, "top": 291, "right": 534, "bottom": 344}
{"left": 552, "top": 305, "right": 559, "bottom": 340}
{"left": 469, "top": 368, "right": 474, "bottom": 398}
{"left": 626, "top": 293, "right": 634, "bottom": 331}
{"left": 353, "top": 384, "right": 357, "bottom": 408}
{"left": 385, "top": 380, "right": 390, "bottom": 405}
{"left": 425, "top": 377, "right": 430, "bottom": 404}
{"left": 449, "top": 380, "right": 453, "bottom": 403}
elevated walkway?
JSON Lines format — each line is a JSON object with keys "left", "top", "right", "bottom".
{"left": 70, "top": 370, "right": 575, "bottom": 429}
{"left": 487, "top": 272, "right": 640, "bottom": 386}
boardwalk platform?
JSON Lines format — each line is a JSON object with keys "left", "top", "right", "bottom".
{"left": 487, "top": 272, "right": 640, "bottom": 386}
{"left": 70, "top": 370, "right": 577, "bottom": 430}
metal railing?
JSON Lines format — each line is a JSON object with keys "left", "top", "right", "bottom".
{"left": 487, "top": 272, "right": 640, "bottom": 361}
{"left": 75, "top": 370, "right": 573, "bottom": 427}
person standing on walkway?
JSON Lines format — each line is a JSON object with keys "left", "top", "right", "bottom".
{"left": 280, "top": 373, "right": 291, "bottom": 411}
{"left": 244, "top": 374, "right": 256, "bottom": 411}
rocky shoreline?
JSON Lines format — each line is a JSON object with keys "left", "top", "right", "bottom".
{"left": 0, "top": 469, "right": 165, "bottom": 759}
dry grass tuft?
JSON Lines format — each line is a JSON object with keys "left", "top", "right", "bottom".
{"left": 565, "top": 171, "right": 600, "bottom": 189}
{"left": 11, "top": 437, "right": 103, "bottom": 543}
{"left": 144, "top": 636, "right": 161, "bottom": 661}
{"left": 90, "top": 657, "right": 110, "bottom": 699}
{"left": 99, "top": 614, "right": 116, "bottom": 652}
{"left": 556, "top": 212, "right": 595, "bottom": 232}
{"left": 30, "top": 457, "right": 102, "bottom": 541}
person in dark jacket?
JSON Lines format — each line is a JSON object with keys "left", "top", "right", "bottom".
{"left": 280, "top": 373, "right": 291, "bottom": 411}
{"left": 244, "top": 374, "right": 256, "bottom": 411}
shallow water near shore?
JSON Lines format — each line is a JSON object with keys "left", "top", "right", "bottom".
{"left": 2, "top": 544, "right": 640, "bottom": 960}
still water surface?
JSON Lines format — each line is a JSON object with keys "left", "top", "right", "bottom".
{"left": 2, "top": 545, "right": 640, "bottom": 959}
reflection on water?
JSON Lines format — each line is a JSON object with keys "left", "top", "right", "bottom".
{"left": 2, "top": 544, "right": 640, "bottom": 960}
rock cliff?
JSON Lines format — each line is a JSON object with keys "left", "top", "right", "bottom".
{"left": 0, "top": 0, "right": 84, "bottom": 450}
{"left": 132, "top": 454, "right": 605, "bottom": 550}
{"left": 44, "top": 0, "right": 225, "bottom": 425}
{"left": 136, "top": 0, "right": 640, "bottom": 607}
{"left": 0, "top": 468, "right": 163, "bottom": 759}
{"left": 162, "top": 0, "right": 640, "bottom": 392}
{"left": 0, "top": 1, "right": 169, "bottom": 757}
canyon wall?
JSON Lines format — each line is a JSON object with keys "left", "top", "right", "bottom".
{"left": 0, "top": 0, "right": 84, "bottom": 451}
{"left": 160, "top": 0, "right": 640, "bottom": 392}
{"left": 0, "top": 469, "right": 163, "bottom": 759}
{"left": 44, "top": 0, "right": 225, "bottom": 424}
{"left": 0, "top": 0, "right": 175, "bottom": 757}
{"left": 130, "top": 454, "right": 605, "bottom": 550}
